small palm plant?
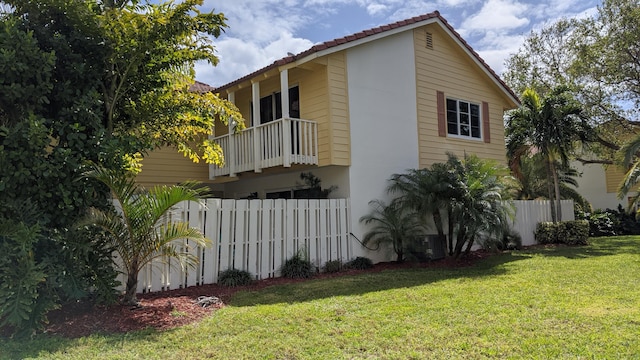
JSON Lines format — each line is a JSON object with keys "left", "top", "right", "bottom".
{"left": 82, "top": 165, "right": 210, "bottom": 305}
{"left": 360, "top": 199, "right": 426, "bottom": 263}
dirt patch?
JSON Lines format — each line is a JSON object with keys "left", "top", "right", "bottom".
{"left": 44, "top": 252, "right": 491, "bottom": 338}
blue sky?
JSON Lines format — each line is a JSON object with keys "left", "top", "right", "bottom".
{"left": 195, "top": 0, "right": 601, "bottom": 87}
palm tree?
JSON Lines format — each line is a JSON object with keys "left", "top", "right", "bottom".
{"left": 387, "top": 165, "right": 455, "bottom": 255}
{"left": 513, "top": 153, "right": 591, "bottom": 211}
{"left": 82, "top": 165, "right": 210, "bottom": 305}
{"left": 619, "top": 136, "right": 640, "bottom": 210}
{"left": 506, "top": 86, "right": 590, "bottom": 222}
{"left": 359, "top": 199, "right": 426, "bottom": 263}
{"left": 445, "top": 153, "right": 514, "bottom": 257}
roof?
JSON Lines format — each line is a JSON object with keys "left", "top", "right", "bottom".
{"left": 189, "top": 81, "right": 216, "bottom": 93}
{"left": 214, "top": 11, "right": 519, "bottom": 105}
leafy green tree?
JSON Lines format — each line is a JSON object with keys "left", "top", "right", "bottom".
{"left": 82, "top": 165, "right": 210, "bottom": 305}
{"left": 506, "top": 87, "right": 591, "bottom": 222}
{"left": 0, "top": 0, "right": 242, "bottom": 229}
{"left": 504, "top": 0, "right": 640, "bottom": 165}
{"left": 0, "top": 0, "right": 238, "bottom": 330}
{"left": 360, "top": 199, "right": 426, "bottom": 263}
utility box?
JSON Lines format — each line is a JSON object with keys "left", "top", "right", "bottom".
{"left": 426, "top": 234, "right": 446, "bottom": 260}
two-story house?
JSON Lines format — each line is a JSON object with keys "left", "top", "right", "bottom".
{"left": 137, "top": 11, "right": 519, "bottom": 240}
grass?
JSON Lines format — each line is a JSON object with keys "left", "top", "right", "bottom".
{"left": 3, "top": 236, "right": 640, "bottom": 359}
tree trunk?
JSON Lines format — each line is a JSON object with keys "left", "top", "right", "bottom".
{"left": 453, "top": 227, "right": 466, "bottom": 258}
{"left": 123, "top": 271, "right": 139, "bottom": 306}
{"left": 433, "top": 209, "right": 450, "bottom": 257}
{"left": 463, "top": 234, "right": 475, "bottom": 256}
{"left": 432, "top": 211, "right": 444, "bottom": 237}
{"left": 447, "top": 208, "right": 454, "bottom": 256}
{"left": 552, "top": 162, "right": 563, "bottom": 221}
{"left": 545, "top": 158, "right": 558, "bottom": 222}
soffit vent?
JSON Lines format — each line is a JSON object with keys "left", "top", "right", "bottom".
{"left": 426, "top": 32, "right": 433, "bottom": 49}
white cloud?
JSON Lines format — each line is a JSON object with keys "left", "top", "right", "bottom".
{"left": 366, "top": 3, "right": 389, "bottom": 15}
{"left": 195, "top": 0, "right": 602, "bottom": 87}
{"left": 201, "top": 32, "right": 314, "bottom": 87}
{"left": 463, "top": 0, "right": 529, "bottom": 32}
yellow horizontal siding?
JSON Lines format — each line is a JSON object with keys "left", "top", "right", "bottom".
{"left": 414, "top": 25, "right": 515, "bottom": 168}
{"left": 605, "top": 165, "right": 627, "bottom": 194}
{"left": 326, "top": 52, "right": 351, "bottom": 166}
{"left": 298, "top": 64, "right": 331, "bottom": 165}
{"left": 136, "top": 147, "right": 211, "bottom": 188}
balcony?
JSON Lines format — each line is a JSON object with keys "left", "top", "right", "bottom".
{"left": 210, "top": 117, "right": 318, "bottom": 178}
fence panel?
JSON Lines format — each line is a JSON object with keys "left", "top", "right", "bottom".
{"left": 124, "top": 199, "right": 352, "bottom": 294}
{"left": 510, "top": 200, "right": 574, "bottom": 246}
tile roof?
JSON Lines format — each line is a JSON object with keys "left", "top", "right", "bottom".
{"left": 189, "top": 80, "right": 216, "bottom": 93}
{"left": 213, "top": 11, "right": 519, "bottom": 103}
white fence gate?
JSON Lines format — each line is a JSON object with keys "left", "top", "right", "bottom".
{"left": 511, "top": 199, "right": 575, "bottom": 246}
{"left": 127, "top": 198, "right": 352, "bottom": 294}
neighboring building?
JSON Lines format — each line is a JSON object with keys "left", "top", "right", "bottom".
{"left": 573, "top": 162, "right": 637, "bottom": 211}
{"left": 137, "top": 11, "right": 519, "bottom": 257}
{"left": 573, "top": 121, "right": 640, "bottom": 212}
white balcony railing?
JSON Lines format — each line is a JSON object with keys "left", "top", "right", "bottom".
{"left": 210, "top": 117, "right": 318, "bottom": 178}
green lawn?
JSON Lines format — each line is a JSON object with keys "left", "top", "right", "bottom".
{"left": 3, "top": 236, "right": 640, "bottom": 359}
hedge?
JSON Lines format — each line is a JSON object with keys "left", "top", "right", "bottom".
{"left": 535, "top": 220, "right": 589, "bottom": 245}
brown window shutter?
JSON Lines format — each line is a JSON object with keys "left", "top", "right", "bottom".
{"left": 437, "top": 91, "right": 446, "bottom": 137}
{"left": 482, "top": 101, "right": 490, "bottom": 143}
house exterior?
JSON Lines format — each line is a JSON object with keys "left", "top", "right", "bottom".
{"left": 573, "top": 162, "right": 637, "bottom": 211}
{"left": 137, "top": 11, "right": 519, "bottom": 260}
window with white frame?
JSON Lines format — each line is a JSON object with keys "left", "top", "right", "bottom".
{"left": 446, "top": 98, "right": 481, "bottom": 139}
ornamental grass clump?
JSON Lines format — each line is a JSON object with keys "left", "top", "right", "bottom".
{"left": 345, "top": 256, "right": 373, "bottom": 270}
{"left": 281, "top": 252, "right": 315, "bottom": 279}
{"left": 218, "top": 268, "right": 253, "bottom": 287}
{"left": 322, "top": 260, "right": 343, "bottom": 273}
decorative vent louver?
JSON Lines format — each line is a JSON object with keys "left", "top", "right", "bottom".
{"left": 426, "top": 32, "right": 433, "bottom": 49}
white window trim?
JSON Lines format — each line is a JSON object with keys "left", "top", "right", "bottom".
{"left": 446, "top": 97, "right": 483, "bottom": 141}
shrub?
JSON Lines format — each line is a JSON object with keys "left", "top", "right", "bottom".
{"left": 322, "top": 260, "right": 343, "bottom": 273}
{"left": 535, "top": 222, "right": 558, "bottom": 244}
{"left": 0, "top": 220, "right": 58, "bottom": 338}
{"left": 563, "top": 220, "right": 590, "bottom": 245}
{"left": 0, "top": 214, "right": 119, "bottom": 338}
{"left": 501, "top": 227, "right": 523, "bottom": 250}
{"left": 218, "top": 268, "right": 253, "bottom": 287}
{"left": 281, "top": 252, "right": 315, "bottom": 279}
{"left": 586, "top": 210, "right": 618, "bottom": 237}
{"left": 482, "top": 226, "right": 522, "bottom": 252}
{"left": 535, "top": 220, "right": 589, "bottom": 246}
{"left": 345, "top": 256, "right": 373, "bottom": 270}
{"left": 579, "top": 205, "right": 640, "bottom": 237}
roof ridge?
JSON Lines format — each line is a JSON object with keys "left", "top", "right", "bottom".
{"left": 213, "top": 10, "right": 518, "bottom": 103}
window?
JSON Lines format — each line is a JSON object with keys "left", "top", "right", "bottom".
{"left": 446, "top": 98, "right": 481, "bottom": 139}
{"left": 253, "top": 86, "right": 300, "bottom": 125}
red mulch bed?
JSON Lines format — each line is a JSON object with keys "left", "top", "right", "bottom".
{"left": 43, "top": 252, "right": 491, "bottom": 338}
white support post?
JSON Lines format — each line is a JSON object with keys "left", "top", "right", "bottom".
{"left": 280, "top": 69, "right": 290, "bottom": 119}
{"left": 280, "top": 69, "right": 291, "bottom": 167}
{"left": 252, "top": 81, "right": 262, "bottom": 173}
{"left": 228, "top": 91, "right": 237, "bottom": 177}
{"left": 283, "top": 118, "right": 291, "bottom": 167}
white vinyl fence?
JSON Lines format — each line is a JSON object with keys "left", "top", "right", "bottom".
{"left": 116, "top": 198, "right": 572, "bottom": 294}
{"left": 123, "top": 198, "right": 352, "bottom": 294}
{"left": 511, "top": 200, "right": 575, "bottom": 246}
